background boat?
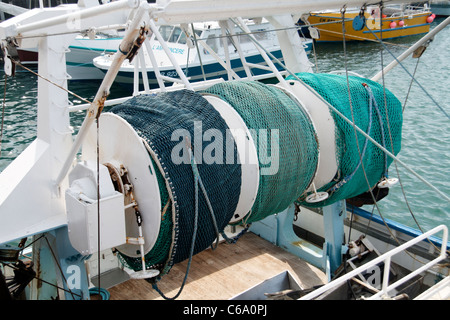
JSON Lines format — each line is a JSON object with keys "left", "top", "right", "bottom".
{"left": 299, "top": 4, "right": 435, "bottom": 42}
{"left": 93, "top": 20, "right": 313, "bottom": 90}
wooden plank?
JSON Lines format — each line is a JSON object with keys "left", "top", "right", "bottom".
{"left": 108, "top": 232, "right": 327, "bottom": 300}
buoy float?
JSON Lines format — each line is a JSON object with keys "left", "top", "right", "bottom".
{"left": 389, "top": 21, "right": 397, "bottom": 28}
{"left": 427, "top": 14, "right": 435, "bottom": 23}
{"left": 398, "top": 20, "right": 405, "bottom": 27}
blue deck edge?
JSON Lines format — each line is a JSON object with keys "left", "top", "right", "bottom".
{"left": 348, "top": 204, "right": 450, "bottom": 250}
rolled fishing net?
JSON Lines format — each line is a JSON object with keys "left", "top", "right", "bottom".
{"left": 107, "top": 73, "right": 400, "bottom": 277}
{"left": 110, "top": 90, "right": 242, "bottom": 274}
{"left": 287, "top": 73, "right": 403, "bottom": 207}
{"left": 202, "top": 81, "right": 319, "bottom": 223}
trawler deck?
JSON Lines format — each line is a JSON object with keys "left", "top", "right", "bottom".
{"left": 107, "top": 232, "right": 327, "bottom": 300}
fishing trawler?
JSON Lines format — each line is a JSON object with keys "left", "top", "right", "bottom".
{"left": 0, "top": 0, "right": 448, "bottom": 303}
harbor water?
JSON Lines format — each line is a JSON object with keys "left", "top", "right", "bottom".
{"left": 0, "top": 19, "right": 448, "bottom": 234}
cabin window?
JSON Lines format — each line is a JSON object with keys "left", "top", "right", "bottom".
{"left": 194, "top": 29, "right": 202, "bottom": 38}
{"left": 160, "top": 26, "right": 174, "bottom": 41}
{"left": 169, "top": 27, "right": 182, "bottom": 43}
{"left": 178, "top": 30, "right": 187, "bottom": 44}
{"left": 159, "top": 26, "right": 203, "bottom": 44}
{"left": 206, "top": 34, "right": 218, "bottom": 52}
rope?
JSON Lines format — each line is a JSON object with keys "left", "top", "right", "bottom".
{"left": 362, "top": 19, "right": 450, "bottom": 121}
{"left": 96, "top": 117, "right": 101, "bottom": 298}
{"left": 402, "top": 58, "right": 420, "bottom": 113}
{"left": 329, "top": 82, "right": 374, "bottom": 193}
{"left": 89, "top": 287, "right": 110, "bottom": 300}
{"left": 367, "top": 84, "right": 389, "bottom": 177}
{"left": 152, "top": 138, "right": 219, "bottom": 300}
{"left": 341, "top": 4, "right": 447, "bottom": 263}
{"left": 13, "top": 61, "right": 92, "bottom": 105}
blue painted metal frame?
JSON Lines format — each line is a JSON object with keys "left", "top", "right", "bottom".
{"left": 32, "top": 228, "right": 90, "bottom": 300}
{"left": 250, "top": 201, "right": 347, "bottom": 280}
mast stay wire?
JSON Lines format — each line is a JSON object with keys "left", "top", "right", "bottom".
{"left": 363, "top": 19, "right": 450, "bottom": 120}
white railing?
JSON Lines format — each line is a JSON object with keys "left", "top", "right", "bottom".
{"left": 300, "top": 224, "right": 449, "bottom": 300}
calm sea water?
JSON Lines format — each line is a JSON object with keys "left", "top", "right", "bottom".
{"left": 0, "top": 18, "right": 448, "bottom": 233}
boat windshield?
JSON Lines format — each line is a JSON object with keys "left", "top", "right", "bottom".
{"left": 158, "top": 26, "right": 202, "bottom": 44}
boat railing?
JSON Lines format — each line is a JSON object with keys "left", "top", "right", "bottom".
{"left": 403, "top": 4, "right": 432, "bottom": 14}
{"left": 299, "top": 224, "right": 449, "bottom": 300}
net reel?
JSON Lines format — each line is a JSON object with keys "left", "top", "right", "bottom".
{"left": 69, "top": 74, "right": 402, "bottom": 277}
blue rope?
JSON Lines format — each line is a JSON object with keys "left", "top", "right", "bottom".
{"left": 152, "top": 141, "right": 219, "bottom": 300}
{"left": 220, "top": 225, "right": 250, "bottom": 244}
{"left": 89, "top": 287, "right": 110, "bottom": 300}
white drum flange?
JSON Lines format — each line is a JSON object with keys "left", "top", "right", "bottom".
{"left": 203, "top": 95, "right": 260, "bottom": 224}
{"left": 83, "top": 112, "right": 162, "bottom": 258}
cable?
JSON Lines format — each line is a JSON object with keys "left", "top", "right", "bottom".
{"left": 363, "top": 19, "right": 450, "bottom": 120}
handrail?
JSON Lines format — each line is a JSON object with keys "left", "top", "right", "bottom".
{"left": 300, "top": 225, "right": 448, "bottom": 300}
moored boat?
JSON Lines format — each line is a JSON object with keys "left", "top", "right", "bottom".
{"left": 93, "top": 20, "right": 313, "bottom": 89}
{"left": 299, "top": 4, "right": 435, "bottom": 42}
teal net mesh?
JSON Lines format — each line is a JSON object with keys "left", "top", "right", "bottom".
{"left": 202, "top": 81, "right": 319, "bottom": 223}
{"left": 287, "top": 73, "right": 403, "bottom": 207}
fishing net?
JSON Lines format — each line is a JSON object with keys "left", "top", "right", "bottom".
{"left": 287, "top": 73, "right": 403, "bottom": 207}
{"left": 202, "top": 81, "right": 319, "bottom": 223}
{"left": 107, "top": 74, "right": 399, "bottom": 275}
{"left": 110, "top": 90, "right": 242, "bottom": 274}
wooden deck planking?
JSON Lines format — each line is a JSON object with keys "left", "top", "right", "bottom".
{"left": 108, "top": 232, "right": 327, "bottom": 300}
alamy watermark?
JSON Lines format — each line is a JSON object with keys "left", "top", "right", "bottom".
{"left": 170, "top": 121, "right": 279, "bottom": 176}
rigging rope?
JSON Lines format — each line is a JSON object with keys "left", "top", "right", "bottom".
{"left": 362, "top": 19, "right": 450, "bottom": 120}
{"left": 152, "top": 139, "right": 218, "bottom": 300}
{"left": 340, "top": 4, "right": 447, "bottom": 260}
